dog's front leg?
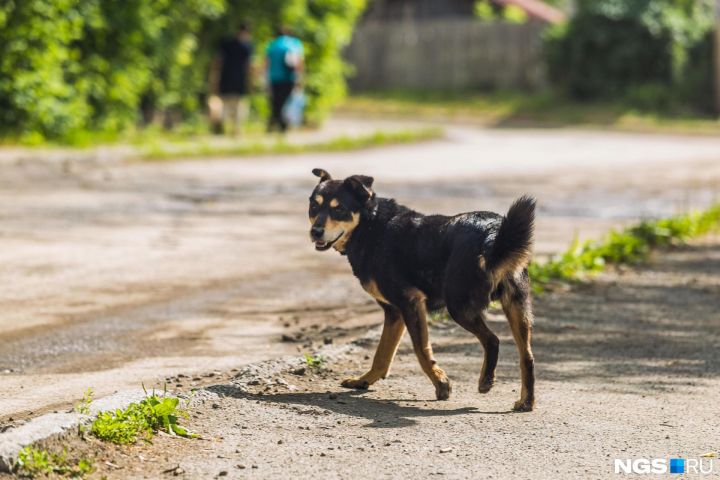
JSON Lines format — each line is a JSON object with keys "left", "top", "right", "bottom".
{"left": 399, "top": 289, "right": 451, "bottom": 401}
{"left": 341, "top": 303, "right": 405, "bottom": 390}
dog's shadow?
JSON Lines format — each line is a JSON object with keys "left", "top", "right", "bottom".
{"left": 208, "top": 384, "right": 512, "bottom": 428}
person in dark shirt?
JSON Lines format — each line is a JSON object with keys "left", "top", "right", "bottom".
{"left": 210, "top": 24, "right": 253, "bottom": 135}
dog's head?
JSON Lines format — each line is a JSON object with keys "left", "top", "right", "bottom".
{"left": 308, "top": 168, "right": 376, "bottom": 252}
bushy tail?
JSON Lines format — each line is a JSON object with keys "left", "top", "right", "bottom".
{"left": 484, "top": 195, "right": 536, "bottom": 277}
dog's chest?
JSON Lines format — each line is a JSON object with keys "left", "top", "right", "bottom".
{"left": 361, "top": 279, "right": 390, "bottom": 305}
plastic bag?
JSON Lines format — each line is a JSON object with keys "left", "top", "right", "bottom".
{"left": 282, "top": 90, "right": 306, "bottom": 127}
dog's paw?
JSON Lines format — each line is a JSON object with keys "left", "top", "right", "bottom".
{"left": 512, "top": 398, "right": 534, "bottom": 412}
{"left": 478, "top": 378, "right": 494, "bottom": 394}
{"left": 435, "top": 380, "right": 452, "bottom": 401}
{"left": 341, "top": 378, "right": 370, "bottom": 390}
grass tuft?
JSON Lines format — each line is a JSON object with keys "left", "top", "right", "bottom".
{"left": 73, "top": 388, "right": 93, "bottom": 415}
{"left": 90, "top": 386, "right": 195, "bottom": 444}
{"left": 15, "top": 446, "right": 93, "bottom": 478}
{"left": 530, "top": 204, "right": 720, "bottom": 291}
{"left": 141, "top": 128, "right": 443, "bottom": 160}
{"left": 303, "top": 353, "right": 326, "bottom": 370}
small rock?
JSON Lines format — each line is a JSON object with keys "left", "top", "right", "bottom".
{"left": 291, "top": 367, "right": 306, "bottom": 376}
{"left": 276, "top": 378, "right": 288, "bottom": 386}
{"left": 323, "top": 337, "right": 333, "bottom": 345}
{"left": 328, "top": 393, "right": 338, "bottom": 400}
{"left": 218, "top": 471, "right": 228, "bottom": 477}
{"left": 173, "top": 467, "right": 185, "bottom": 476}
{"left": 248, "top": 379, "right": 261, "bottom": 386}
{"left": 212, "top": 403, "right": 221, "bottom": 410}
{"left": 237, "top": 464, "right": 246, "bottom": 469}
{"left": 439, "top": 447, "right": 453, "bottom": 453}
{"left": 252, "top": 465, "right": 258, "bottom": 469}
{"left": 278, "top": 440, "right": 284, "bottom": 444}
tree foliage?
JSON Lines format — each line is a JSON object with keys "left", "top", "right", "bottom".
{"left": 545, "top": 0, "right": 714, "bottom": 111}
{"left": 0, "top": 0, "right": 366, "bottom": 141}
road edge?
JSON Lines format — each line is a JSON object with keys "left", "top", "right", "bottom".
{"left": 0, "top": 328, "right": 380, "bottom": 472}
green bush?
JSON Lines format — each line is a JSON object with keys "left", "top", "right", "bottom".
{"left": 545, "top": 0, "right": 714, "bottom": 111}
{"left": 0, "top": 0, "right": 366, "bottom": 141}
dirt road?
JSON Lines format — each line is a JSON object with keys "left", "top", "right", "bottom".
{"left": 19, "top": 240, "right": 720, "bottom": 479}
{"left": 2, "top": 120, "right": 720, "bottom": 423}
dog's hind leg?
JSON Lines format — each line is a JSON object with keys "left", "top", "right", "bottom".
{"left": 500, "top": 273, "right": 535, "bottom": 412}
{"left": 341, "top": 303, "right": 405, "bottom": 390}
{"left": 399, "top": 289, "right": 451, "bottom": 401}
{"left": 447, "top": 305, "right": 499, "bottom": 394}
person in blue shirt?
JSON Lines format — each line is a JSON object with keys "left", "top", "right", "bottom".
{"left": 265, "top": 27, "right": 304, "bottom": 132}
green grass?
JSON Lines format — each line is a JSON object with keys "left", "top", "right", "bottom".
{"left": 530, "top": 204, "right": 720, "bottom": 291}
{"left": 139, "top": 127, "right": 443, "bottom": 160}
{"left": 73, "top": 388, "right": 93, "bottom": 415}
{"left": 341, "top": 90, "right": 720, "bottom": 135}
{"left": 15, "top": 446, "right": 93, "bottom": 478}
{"left": 90, "top": 387, "right": 195, "bottom": 444}
{"left": 303, "top": 353, "right": 326, "bottom": 370}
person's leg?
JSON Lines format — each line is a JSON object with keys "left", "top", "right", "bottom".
{"left": 268, "top": 83, "right": 282, "bottom": 132}
{"left": 222, "top": 95, "right": 240, "bottom": 136}
{"left": 235, "top": 96, "right": 249, "bottom": 135}
{"left": 277, "top": 82, "right": 294, "bottom": 132}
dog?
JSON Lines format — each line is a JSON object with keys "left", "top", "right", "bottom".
{"left": 308, "top": 168, "right": 536, "bottom": 411}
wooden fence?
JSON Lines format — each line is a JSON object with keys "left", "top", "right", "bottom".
{"left": 345, "top": 19, "right": 547, "bottom": 91}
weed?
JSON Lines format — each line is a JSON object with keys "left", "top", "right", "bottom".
{"left": 91, "top": 386, "right": 195, "bottom": 444}
{"left": 141, "top": 128, "right": 443, "bottom": 160}
{"left": 73, "top": 388, "right": 93, "bottom": 415}
{"left": 530, "top": 204, "right": 720, "bottom": 291}
{"left": 15, "top": 446, "right": 93, "bottom": 478}
{"left": 303, "top": 353, "right": 326, "bottom": 370}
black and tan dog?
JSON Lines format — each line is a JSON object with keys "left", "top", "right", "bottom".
{"left": 308, "top": 168, "right": 536, "bottom": 411}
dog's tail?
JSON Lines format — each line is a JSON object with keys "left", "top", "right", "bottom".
{"left": 482, "top": 195, "right": 536, "bottom": 279}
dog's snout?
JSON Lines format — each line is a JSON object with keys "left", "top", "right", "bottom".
{"left": 310, "top": 226, "right": 324, "bottom": 240}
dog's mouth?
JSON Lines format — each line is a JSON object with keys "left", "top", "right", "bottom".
{"left": 314, "top": 231, "right": 343, "bottom": 251}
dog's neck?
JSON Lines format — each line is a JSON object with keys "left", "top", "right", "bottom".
{"left": 341, "top": 197, "right": 406, "bottom": 259}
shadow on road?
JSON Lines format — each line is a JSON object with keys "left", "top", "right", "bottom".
{"left": 434, "top": 244, "right": 720, "bottom": 393}
{"left": 207, "top": 384, "right": 513, "bottom": 428}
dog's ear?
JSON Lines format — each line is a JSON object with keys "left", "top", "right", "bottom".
{"left": 343, "top": 175, "right": 375, "bottom": 205}
{"left": 312, "top": 168, "right": 332, "bottom": 183}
